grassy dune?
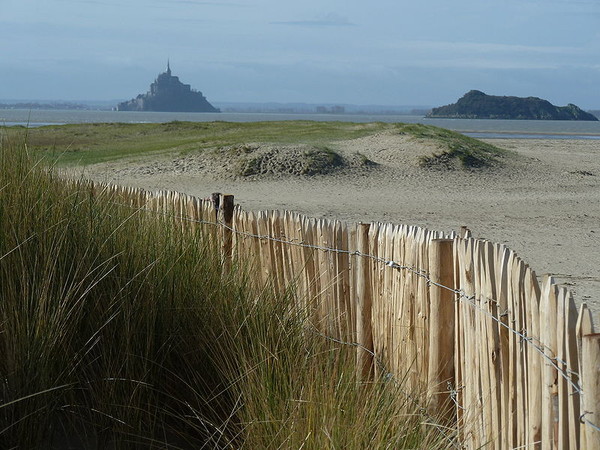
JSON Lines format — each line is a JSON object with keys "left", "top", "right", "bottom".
{"left": 0, "top": 130, "right": 452, "bottom": 447}
{"left": 5, "top": 121, "right": 508, "bottom": 170}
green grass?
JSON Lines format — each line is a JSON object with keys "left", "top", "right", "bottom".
{"left": 4, "top": 121, "right": 390, "bottom": 166}
{"left": 240, "top": 146, "right": 345, "bottom": 176}
{"left": 396, "top": 123, "right": 509, "bottom": 169}
{"left": 0, "top": 131, "right": 452, "bottom": 448}
{"left": 303, "top": 146, "right": 344, "bottom": 173}
{"left": 2, "top": 121, "right": 508, "bottom": 171}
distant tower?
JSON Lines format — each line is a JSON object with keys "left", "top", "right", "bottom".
{"left": 117, "top": 61, "right": 219, "bottom": 112}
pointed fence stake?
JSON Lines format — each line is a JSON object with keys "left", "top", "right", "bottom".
{"left": 427, "top": 238, "right": 456, "bottom": 424}
{"left": 356, "top": 222, "right": 374, "bottom": 379}
{"left": 219, "top": 194, "right": 234, "bottom": 271}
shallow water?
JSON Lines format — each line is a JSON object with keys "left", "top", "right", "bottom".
{"left": 1, "top": 109, "right": 600, "bottom": 139}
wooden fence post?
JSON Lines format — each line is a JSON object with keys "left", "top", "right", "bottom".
{"left": 427, "top": 238, "right": 456, "bottom": 424}
{"left": 576, "top": 304, "right": 594, "bottom": 450}
{"left": 356, "top": 222, "right": 374, "bottom": 379}
{"left": 459, "top": 226, "right": 472, "bottom": 239}
{"left": 219, "top": 194, "right": 235, "bottom": 271}
{"left": 211, "top": 192, "right": 221, "bottom": 221}
{"left": 582, "top": 333, "right": 600, "bottom": 450}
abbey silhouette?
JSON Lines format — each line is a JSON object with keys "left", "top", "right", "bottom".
{"left": 117, "top": 62, "right": 219, "bottom": 112}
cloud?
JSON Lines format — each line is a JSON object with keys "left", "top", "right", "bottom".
{"left": 386, "top": 40, "right": 583, "bottom": 56}
{"left": 168, "top": 0, "right": 247, "bottom": 6}
{"left": 368, "top": 39, "right": 594, "bottom": 71}
{"left": 403, "top": 58, "right": 562, "bottom": 71}
{"left": 56, "top": 0, "right": 246, "bottom": 7}
{"left": 271, "top": 13, "right": 356, "bottom": 27}
{"left": 56, "top": 0, "right": 117, "bottom": 5}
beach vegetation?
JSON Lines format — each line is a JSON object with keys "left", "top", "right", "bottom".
{"left": 303, "top": 146, "right": 344, "bottom": 174}
{"left": 3, "top": 121, "right": 508, "bottom": 172}
{"left": 352, "top": 151, "right": 377, "bottom": 167}
{"left": 396, "top": 123, "right": 509, "bottom": 169}
{"left": 6, "top": 121, "right": 394, "bottom": 167}
{"left": 238, "top": 145, "right": 345, "bottom": 177}
{"left": 0, "top": 131, "right": 451, "bottom": 448}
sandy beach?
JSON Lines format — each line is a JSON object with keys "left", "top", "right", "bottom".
{"left": 79, "top": 134, "right": 600, "bottom": 316}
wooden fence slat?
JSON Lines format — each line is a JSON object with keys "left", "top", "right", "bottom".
{"left": 278, "top": 211, "right": 292, "bottom": 292}
{"left": 453, "top": 238, "right": 465, "bottom": 438}
{"left": 284, "top": 212, "right": 302, "bottom": 307}
{"left": 368, "top": 223, "right": 383, "bottom": 376}
{"left": 483, "top": 241, "right": 501, "bottom": 449}
{"left": 391, "top": 226, "right": 404, "bottom": 375}
{"left": 417, "top": 229, "right": 430, "bottom": 392}
{"left": 336, "top": 220, "right": 352, "bottom": 340}
{"left": 256, "top": 210, "right": 273, "bottom": 286}
{"left": 540, "top": 275, "right": 559, "bottom": 450}
{"left": 356, "top": 222, "right": 374, "bottom": 378}
{"left": 557, "top": 287, "right": 569, "bottom": 449}
{"left": 402, "top": 226, "right": 418, "bottom": 391}
{"left": 89, "top": 182, "right": 595, "bottom": 449}
{"left": 581, "top": 333, "right": 600, "bottom": 450}
{"left": 329, "top": 220, "right": 342, "bottom": 338}
{"left": 512, "top": 257, "right": 527, "bottom": 448}
{"left": 316, "top": 219, "right": 333, "bottom": 335}
{"left": 427, "top": 238, "right": 455, "bottom": 423}
{"left": 460, "top": 237, "right": 480, "bottom": 449}
{"left": 471, "top": 239, "right": 487, "bottom": 449}
{"left": 247, "top": 211, "right": 262, "bottom": 284}
{"left": 387, "top": 224, "right": 399, "bottom": 374}
{"left": 564, "top": 290, "right": 580, "bottom": 450}
{"left": 577, "top": 304, "right": 596, "bottom": 450}
{"left": 525, "top": 267, "right": 542, "bottom": 449}
{"left": 219, "top": 194, "right": 234, "bottom": 272}
{"left": 301, "top": 216, "right": 320, "bottom": 321}
{"left": 270, "top": 211, "right": 285, "bottom": 296}
{"left": 493, "top": 245, "right": 511, "bottom": 448}
{"left": 577, "top": 303, "right": 595, "bottom": 377}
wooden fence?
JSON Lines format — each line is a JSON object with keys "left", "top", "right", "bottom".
{"left": 98, "top": 184, "right": 599, "bottom": 449}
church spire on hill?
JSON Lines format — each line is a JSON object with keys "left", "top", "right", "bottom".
{"left": 116, "top": 62, "right": 219, "bottom": 112}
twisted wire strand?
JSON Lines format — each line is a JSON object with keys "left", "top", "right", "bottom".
{"left": 107, "top": 196, "right": 599, "bottom": 435}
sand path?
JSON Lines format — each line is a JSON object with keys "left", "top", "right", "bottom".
{"left": 79, "top": 135, "right": 600, "bottom": 316}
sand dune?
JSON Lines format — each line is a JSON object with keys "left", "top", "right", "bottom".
{"left": 79, "top": 133, "right": 600, "bottom": 315}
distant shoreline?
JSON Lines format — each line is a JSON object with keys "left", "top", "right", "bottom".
{"left": 2, "top": 109, "right": 600, "bottom": 140}
{"left": 464, "top": 132, "right": 600, "bottom": 140}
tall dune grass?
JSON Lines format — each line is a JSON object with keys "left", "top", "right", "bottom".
{"left": 0, "top": 129, "right": 452, "bottom": 448}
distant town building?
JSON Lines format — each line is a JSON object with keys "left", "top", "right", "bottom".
{"left": 316, "top": 105, "right": 345, "bottom": 114}
{"left": 117, "top": 62, "right": 219, "bottom": 112}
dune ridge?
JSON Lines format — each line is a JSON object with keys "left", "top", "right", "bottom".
{"left": 79, "top": 135, "right": 600, "bottom": 313}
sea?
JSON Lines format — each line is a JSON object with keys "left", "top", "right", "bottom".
{"left": 2, "top": 109, "right": 600, "bottom": 140}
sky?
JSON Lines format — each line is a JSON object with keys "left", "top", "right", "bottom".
{"left": 1, "top": 0, "right": 599, "bottom": 108}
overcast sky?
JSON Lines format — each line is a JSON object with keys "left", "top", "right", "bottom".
{"left": 2, "top": 0, "right": 599, "bottom": 107}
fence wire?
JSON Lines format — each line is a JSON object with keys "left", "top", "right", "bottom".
{"left": 306, "top": 324, "right": 461, "bottom": 448}
{"left": 107, "top": 195, "right": 600, "bottom": 436}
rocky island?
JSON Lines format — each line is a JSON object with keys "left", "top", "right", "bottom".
{"left": 117, "top": 63, "right": 219, "bottom": 113}
{"left": 427, "top": 90, "right": 598, "bottom": 121}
